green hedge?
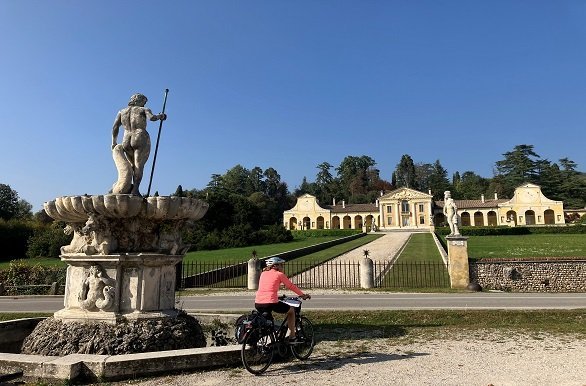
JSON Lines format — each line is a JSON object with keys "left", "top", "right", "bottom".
{"left": 0, "top": 259, "right": 66, "bottom": 295}
{"left": 435, "top": 225, "right": 586, "bottom": 236}
{"left": 0, "top": 220, "right": 38, "bottom": 260}
{"left": 292, "top": 229, "right": 362, "bottom": 238}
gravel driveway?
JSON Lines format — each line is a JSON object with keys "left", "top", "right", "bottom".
{"left": 114, "top": 331, "right": 586, "bottom": 385}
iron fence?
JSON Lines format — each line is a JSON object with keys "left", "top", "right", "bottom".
{"left": 374, "top": 261, "right": 450, "bottom": 288}
{"left": 179, "top": 260, "right": 248, "bottom": 288}
{"left": 179, "top": 260, "right": 450, "bottom": 289}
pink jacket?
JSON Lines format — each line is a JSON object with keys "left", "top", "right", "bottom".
{"left": 255, "top": 269, "right": 304, "bottom": 304}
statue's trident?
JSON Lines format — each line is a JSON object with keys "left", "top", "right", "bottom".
{"left": 146, "top": 88, "right": 169, "bottom": 197}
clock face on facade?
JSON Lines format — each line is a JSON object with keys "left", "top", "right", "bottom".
{"left": 301, "top": 200, "right": 311, "bottom": 210}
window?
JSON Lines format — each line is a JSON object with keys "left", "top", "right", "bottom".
{"left": 419, "top": 216, "right": 425, "bottom": 224}
{"left": 538, "top": 216, "right": 542, "bottom": 222}
{"left": 418, "top": 204, "right": 424, "bottom": 212}
{"left": 387, "top": 217, "right": 392, "bottom": 225}
{"left": 401, "top": 200, "right": 409, "bottom": 212}
{"left": 387, "top": 205, "right": 392, "bottom": 213}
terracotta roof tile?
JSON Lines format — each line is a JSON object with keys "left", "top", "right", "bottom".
{"left": 324, "top": 203, "right": 379, "bottom": 213}
{"left": 434, "top": 199, "right": 509, "bottom": 209}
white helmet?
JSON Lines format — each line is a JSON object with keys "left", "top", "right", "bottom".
{"left": 265, "top": 257, "right": 286, "bottom": 266}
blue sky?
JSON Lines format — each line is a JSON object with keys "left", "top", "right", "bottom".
{"left": 1, "top": 1, "right": 586, "bottom": 211}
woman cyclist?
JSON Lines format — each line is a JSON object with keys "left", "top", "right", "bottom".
{"left": 255, "top": 256, "right": 311, "bottom": 343}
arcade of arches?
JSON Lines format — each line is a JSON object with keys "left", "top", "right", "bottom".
{"left": 283, "top": 184, "right": 565, "bottom": 231}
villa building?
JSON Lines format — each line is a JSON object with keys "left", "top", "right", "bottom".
{"left": 283, "top": 183, "right": 565, "bottom": 231}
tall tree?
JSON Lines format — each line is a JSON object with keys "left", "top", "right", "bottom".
{"left": 336, "top": 155, "right": 376, "bottom": 198}
{"left": 0, "top": 183, "right": 20, "bottom": 220}
{"left": 222, "top": 165, "right": 250, "bottom": 195}
{"left": 315, "top": 162, "right": 335, "bottom": 204}
{"left": 248, "top": 166, "right": 266, "bottom": 194}
{"left": 495, "top": 144, "right": 541, "bottom": 195}
{"left": 557, "top": 158, "right": 586, "bottom": 208}
{"left": 395, "top": 154, "right": 417, "bottom": 189}
{"left": 453, "top": 171, "right": 489, "bottom": 199}
{"left": 427, "top": 160, "right": 451, "bottom": 200}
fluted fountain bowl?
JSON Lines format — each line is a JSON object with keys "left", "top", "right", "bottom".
{"left": 43, "top": 194, "right": 208, "bottom": 223}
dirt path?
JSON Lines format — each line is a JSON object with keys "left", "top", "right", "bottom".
{"left": 291, "top": 232, "right": 412, "bottom": 288}
{"left": 119, "top": 332, "right": 586, "bottom": 385}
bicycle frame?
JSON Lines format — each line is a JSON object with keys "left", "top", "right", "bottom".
{"left": 241, "top": 296, "right": 314, "bottom": 375}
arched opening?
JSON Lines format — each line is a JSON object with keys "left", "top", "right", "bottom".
{"left": 525, "top": 210, "right": 536, "bottom": 225}
{"left": 474, "top": 211, "right": 484, "bottom": 226}
{"left": 354, "top": 215, "right": 363, "bottom": 229}
{"left": 289, "top": 217, "right": 297, "bottom": 230}
{"left": 365, "top": 215, "right": 374, "bottom": 231}
{"left": 461, "top": 212, "right": 471, "bottom": 226}
{"left": 487, "top": 211, "right": 497, "bottom": 226}
{"left": 343, "top": 215, "right": 351, "bottom": 229}
{"left": 316, "top": 216, "right": 325, "bottom": 229}
{"left": 332, "top": 216, "right": 340, "bottom": 229}
{"left": 434, "top": 213, "right": 446, "bottom": 227}
{"left": 506, "top": 210, "right": 517, "bottom": 225}
{"left": 544, "top": 209, "right": 555, "bottom": 224}
{"left": 303, "top": 216, "right": 311, "bottom": 230}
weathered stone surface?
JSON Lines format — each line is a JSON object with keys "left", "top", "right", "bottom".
{"left": 447, "top": 236, "right": 470, "bottom": 289}
{"left": 21, "top": 312, "right": 205, "bottom": 356}
{"left": 43, "top": 195, "right": 208, "bottom": 256}
{"left": 470, "top": 259, "right": 586, "bottom": 292}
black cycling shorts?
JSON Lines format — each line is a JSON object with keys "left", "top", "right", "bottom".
{"left": 255, "top": 301, "right": 290, "bottom": 317}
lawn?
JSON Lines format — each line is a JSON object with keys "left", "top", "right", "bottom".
{"left": 380, "top": 233, "right": 449, "bottom": 289}
{"left": 465, "top": 234, "right": 586, "bottom": 261}
{"left": 3, "top": 309, "right": 584, "bottom": 337}
{"left": 189, "top": 234, "right": 385, "bottom": 288}
{"left": 0, "top": 257, "right": 66, "bottom": 270}
{"left": 183, "top": 236, "right": 344, "bottom": 264}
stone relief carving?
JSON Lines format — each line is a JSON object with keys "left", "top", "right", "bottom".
{"left": 78, "top": 265, "right": 116, "bottom": 311}
{"left": 388, "top": 188, "right": 431, "bottom": 200}
{"left": 46, "top": 195, "right": 207, "bottom": 256}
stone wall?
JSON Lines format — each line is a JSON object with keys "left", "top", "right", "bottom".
{"left": 0, "top": 318, "right": 44, "bottom": 353}
{"left": 470, "top": 259, "right": 586, "bottom": 292}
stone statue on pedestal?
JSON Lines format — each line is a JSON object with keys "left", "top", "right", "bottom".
{"left": 111, "top": 93, "right": 166, "bottom": 196}
{"left": 443, "top": 190, "right": 460, "bottom": 236}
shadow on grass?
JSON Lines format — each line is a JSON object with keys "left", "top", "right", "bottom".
{"left": 314, "top": 322, "right": 442, "bottom": 342}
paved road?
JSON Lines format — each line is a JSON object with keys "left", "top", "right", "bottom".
{"left": 2, "top": 292, "right": 585, "bottom": 313}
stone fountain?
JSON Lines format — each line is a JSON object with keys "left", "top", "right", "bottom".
{"left": 21, "top": 92, "right": 210, "bottom": 355}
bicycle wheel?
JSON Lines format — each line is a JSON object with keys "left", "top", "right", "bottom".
{"left": 291, "top": 316, "right": 315, "bottom": 360}
{"left": 241, "top": 328, "right": 275, "bottom": 375}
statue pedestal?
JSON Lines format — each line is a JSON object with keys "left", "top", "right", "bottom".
{"left": 446, "top": 235, "right": 470, "bottom": 289}
{"left": 54, "top": 254, "right": 183, "bottom": 324}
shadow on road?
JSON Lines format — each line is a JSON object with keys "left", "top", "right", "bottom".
{"left": 264, "top": 350, "right": 430, "bottom": 376}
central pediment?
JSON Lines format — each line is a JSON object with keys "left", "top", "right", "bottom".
{"left": 380, "top": 187, "right": 432, "bottom": 201}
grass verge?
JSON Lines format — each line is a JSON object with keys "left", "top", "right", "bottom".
{"left": 3, "top": 310, "right": 584, "bottom": 337}
{"left": 308, "top": 309, "right": 586, "bottom": 341}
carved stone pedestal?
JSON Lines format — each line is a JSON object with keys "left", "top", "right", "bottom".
{"left": 54, "top": 254, "right": 182, "bottom": 324}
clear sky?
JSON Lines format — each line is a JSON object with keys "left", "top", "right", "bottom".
{"left": 1, "top": 1, "right": 585, "bottom": 211}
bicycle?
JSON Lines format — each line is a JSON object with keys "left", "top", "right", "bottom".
{"left": 240, "top": 295, "right": 315, "bottom": 375}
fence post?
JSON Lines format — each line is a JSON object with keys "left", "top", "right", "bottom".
{"left": 49, "top": 282, "right": 58, "bottom": 295}
{"left": 248, "top": 258, "right": 261, "bottom": 290}
{"left": 0, "top": 282, "right": 5, "bottom": 296}
{"left": 360, "top": 258, "right": 374, "bottom": 289}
